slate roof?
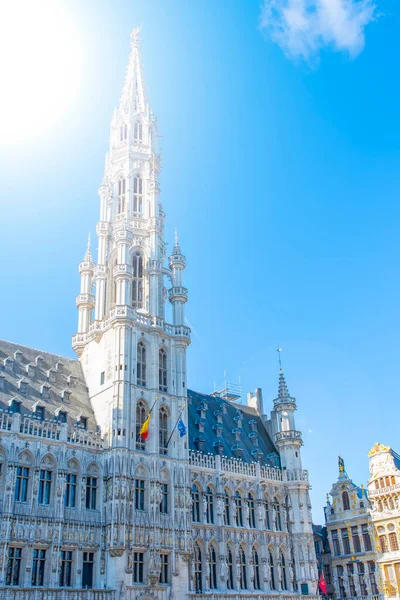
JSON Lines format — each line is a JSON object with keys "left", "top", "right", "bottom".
{"left": 187, "top": 389, "right": 280, "bottom": 468}
{"left": 0, "top": 339, "right": 97, "bottom": 431}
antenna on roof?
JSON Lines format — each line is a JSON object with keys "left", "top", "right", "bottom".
{"left": 277, "top": 345, "right": 282, "bottom": 371}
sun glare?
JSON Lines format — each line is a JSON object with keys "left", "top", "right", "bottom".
{"left": 0, "top": 1, "right": 82, "bottom": 144}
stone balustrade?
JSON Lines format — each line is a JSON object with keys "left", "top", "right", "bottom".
{"left": 187, "top": 594, "right": 319, "bottom": 600}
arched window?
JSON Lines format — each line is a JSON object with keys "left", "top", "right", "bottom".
{"left": 239, "top": 546, "right": 247, "bottom": 590}
{"left": 135, "top": 400, "right": 147, "bottom": 451}
{"left": 227, "top": 546, "right": 234, "bottom": 590}
{"left": 270, "top": 552, "right": 276, "bottom": 590}
{"left": 159, "top": 349, "right": 167, "bottom": 392}
{"left": 120, "top": 123, "right": 127, "bottom": 142}
{"left": 159, "top": 407, "right": 168, "bottom": 455}
{"left": 236, "top": 491, "right": 243, "bottom": 527}
{"left": 194, "top": 543, "right": 202, "bottom": 592}
{"left": 265, "top": 498, "right": 271, "bottom": 529}
{"left": 248, "top": 492, "right": 256, "bottom": 528}
{"left": 117, "top": 178, "right": 126, "bottom": 214}
{"left": 389, "top": 532, "right": 399, "bottom": 552}
{"left": 224, "top": 490, "right": 230, "bottom": 526}
{"left": 342, "top": 491, "right": 350, "bottom": 510}
{"left": 253, "top": 547, "right": 261, "bottom": 590}
{"left": 133, "top": 174, "right": 143, "bottom": 216}
{"left": 192, "top": 484, "right": 200, "bottom": 523}
{"left": 137, "top": 341, "right": 146, "bottom": 387}
{"left": 281, "top": 553, "right": 288, "bottom": 590}
{"left": 274, "top": 498, "right": 282, "bottom": 531}
{"left": 205, "top": 486, "right": 214, "bottom": 524}
{"left": 134, "top": 121, "right": 143, "bottom": 142}
{"left": 209, "top": 544, "right": 217, "bottom": 589}
{"left": 132, "top": 252, "right": 143, "bottom": 309}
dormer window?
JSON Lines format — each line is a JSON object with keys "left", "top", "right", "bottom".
{"left": 47, "top": 369, "right": 56, "bottom": 383}
{"left": 35, "top": 355, "right": 44, "bottom": 367}
{"left": 9, "top": 398, "right": 21, "bottom": 414}
{"left": 0, "top": 374, "right": 5, "bottom": 391}
{"left": 55, "top": 361, "right": 64, "bottom": 373}
{"left": 35, "top": 406, "right": 45, "bottom": 421}
{"left": 4, "top": 357, "right": 14, "bottom": 373}
{"left": 18, "top": 379, "right": 29, "bottom": 395}
{"left": 79, "top": 416, "right": 88, "bottom": 430}
{"left": 58, "top": 411, "right": 67, "bottom": 424}
{"left": 61, "top": 389, "right": 71, "bottom": 402}
{"left": 14, "top": 350, "right": 23, "bottom": 363}
{"left": 40, "top": 383, "right": 51, "bottom": 399}
{"left": 26, "top": 363, "right": 36, "bottom": 377}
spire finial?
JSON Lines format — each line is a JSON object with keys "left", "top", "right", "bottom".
{"left": 174, "top": 229, "right": 179, "bottom": 246}
{"left": 84, "top": 233, "right": 92, "bottom": 262}
{"left": 277, "top": 345, "right": 282, "bottom": 371}
{"left": 131, "top": 25, "right": 142, "bottom": 49}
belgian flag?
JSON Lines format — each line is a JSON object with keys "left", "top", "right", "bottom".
{"left": 139, "top": 414, "right": 150, "bottom": 440}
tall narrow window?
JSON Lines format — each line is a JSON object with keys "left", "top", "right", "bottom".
{"left": 159, "top": 407, "right": 168, "bottom": 455}
{"left": 205, "top": 486, "right": 214, "bottom": 524}
{"left": 134, "top": 121, "right": 143, "bottom": 142}
{"left": 133, "top": 552, "right": 144, "bottom": 583}
{"left": 389, "top": 532, "right": 399, "bottom": 552}
{"left": 235, "top": 491, "right": 243, "bottom": 527}
{"left": 59, "top": 551, "right": 72, "bottom": 587}
{"left": 362, "top": 524, "right": 372, "bottom": 551}
{"left": 274, "top": 498, "right": 282, "bottom": 531}
{"left": 351, "top": 526, "right": 361, "bottom": 553}
{"left": 265, "top": 499, "right": 270, "bottom": 529}
{"left": 6, "top": 547, "right": 22, "bottom": 586}
{"left": 194, "top": 543, "right": 202, "bottom": 592}
{"left": 281, "top": 554, "right": 288, "bottom": 590}
{"left": 135, "top": 478, "right": 145, "bottom": 511}
{"left": 136, "top": 342, "right": 146, "bottom": 387}
{"left": 270, "top": 552, "right": 276, "bottom": 590}
{"left": 86, "top": 477, "right": 97, "bottom": 510}
{"left": 38, "top": 470, "right": 52, "bottom": 505}
{"left": 136, "top": 401, "right": 147, "bottom": 451}
{"left": 253, "top": 547, "right": 261, "bottom": 590}
{"left": 64, "top": 474, "right": 77, "bottom": 508}
{"left": 224, "top": 490, "right": 230, "bottom": 526}
{"left": 192, "top": 484, "right": 200, "bottom": 523}
{"left": 332, "top": 529, "right": 341, "bottom": 556}
{"left": 160, "top": 483, "right": 168, "bottom": 514}
{"left": 248, "top": 492, "right": 256, "bottom": 528}
{"left": 132, "top": 253, "right": 143, "bottom": 309}
{"left": 160, "top": 554, "right": 169, "bottom": 584}
{"left": 120, "top": 123, "right": 127, "bottom": 141}
{"left": 82, "top": 552, "right": 94, "bottom": 588}
{"left": 341, "top": 528, "right": 351, "bottom": 554}
{"left": 159, "top": 349, "right": 168, "bottom": 392}
{"left": 133, "top": 174, "right": 143, "bottom": 216}
{"left": 14, "top": 466, "right": 29, "bottom": 502}
{"left": 239, "top": 547, "right": 247, "bottom": 590}
{"left": 227, "top": 547, "right": 234, "bottom": 590}
{"left": 32, "top": 549, "right": 46, "bottom": 586}
{"left": 117, "top": 178, "right": 126, "bottom": 214}
{"left": 342, "top": 491, "right": 350, "bottom": 510}
{"left": 209, "top": 545, "right": 217, "bottom": 589}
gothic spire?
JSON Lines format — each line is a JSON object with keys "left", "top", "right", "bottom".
{"left": 119, "top": 26, "right": 147, "bottom": 118}
{"left": 83, "top": 233, "right": 92, "bottom": 262}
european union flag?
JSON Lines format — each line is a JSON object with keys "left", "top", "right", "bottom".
{"left": 177, "top": 418, "right": 187, "bottom": 438}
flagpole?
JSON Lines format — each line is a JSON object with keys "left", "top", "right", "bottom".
{"left": 165, "top": 403, "right": 186, "bottom": 448}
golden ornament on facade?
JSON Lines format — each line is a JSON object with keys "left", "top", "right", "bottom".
{"left": 368, "top": 443, "right": 391, "bottom": 457}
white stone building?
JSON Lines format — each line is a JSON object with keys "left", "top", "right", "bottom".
{"left": 0, "top": 28, "right": 318, "bottom": 600}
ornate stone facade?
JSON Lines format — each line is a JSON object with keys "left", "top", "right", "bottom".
{"left": 368, "top": 443, "right": 400, "bottom": 598}
{"left": 324, "top": 457, "right": 380, "bottom": 600}
{"left": 0, "top": 28, "right": 318, "bottom": 600}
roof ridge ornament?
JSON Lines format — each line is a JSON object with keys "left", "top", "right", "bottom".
{"left": 368, "top": 442, "right": 391, "bottom": 457}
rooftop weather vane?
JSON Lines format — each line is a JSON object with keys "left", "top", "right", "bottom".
{"left": 277, "top": 345, "right": 282, "bottom": 370}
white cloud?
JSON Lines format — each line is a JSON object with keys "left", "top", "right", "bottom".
{"left": 260, "top": 0, "right": 376, "bottom": 62}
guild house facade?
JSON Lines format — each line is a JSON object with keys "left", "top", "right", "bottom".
{"left": 0, "top": 29, "right": 318, "bottom": 600}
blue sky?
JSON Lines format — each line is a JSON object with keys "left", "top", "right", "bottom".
{"left": 0, "top": 0, "right": 399, "bottom": 522}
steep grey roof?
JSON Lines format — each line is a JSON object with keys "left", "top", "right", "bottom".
{"left": 187, "top": 389, "right": 280, "bottom": 468}
{"left": 0, "top": 339, "right": 97, "bottom": 431}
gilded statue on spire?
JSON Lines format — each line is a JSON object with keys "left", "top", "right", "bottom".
{"left": 338, "top": 456, "right": 345, "bottom": 473}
